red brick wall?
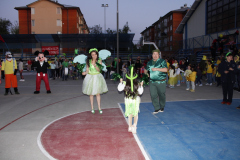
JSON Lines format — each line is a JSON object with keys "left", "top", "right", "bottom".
{"left": 18, "top": 9, "right": 31, "bottom": 34}
{"left": 62, "top": 9, "right": 78, "bottom": 34}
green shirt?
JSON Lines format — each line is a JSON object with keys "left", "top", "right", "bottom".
{"left": 62, "top": 61, "right": 69, "bottom": 68}
{"left": 146, "top": 58, "right": 167, "bottom": 83}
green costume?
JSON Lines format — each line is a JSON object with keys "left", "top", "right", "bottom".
{"left": 146, "top": 58, "right": 167, "bottom": 111}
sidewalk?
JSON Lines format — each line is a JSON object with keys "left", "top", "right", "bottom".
{"left": 0, "top": 72, "right": 239, "bottom": 160}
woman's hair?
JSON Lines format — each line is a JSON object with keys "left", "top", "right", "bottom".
{"left": 86, "top": 51, "right": 99, "bottom": 67}
{"left": 124, "top": 70, "right": 139, "bottom": 99}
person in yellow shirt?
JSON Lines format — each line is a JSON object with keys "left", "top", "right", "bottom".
{"left": 206, "top": 60, "right": 213, "bottom": 85}
{"left": 1, "top": 52, "right": 20, "bottom": 95}
{"left": 189, "top": 67, "right": 197, "bottom": 92}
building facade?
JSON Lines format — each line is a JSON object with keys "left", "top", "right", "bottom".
{"left": 176, "top": 0, "right": 240, "bottom": 54}
{"left": 15, "top": 0, "right": 89, "bottom": 34}
{"left": 141, "top": 5, "right": 189, "bottom": 57}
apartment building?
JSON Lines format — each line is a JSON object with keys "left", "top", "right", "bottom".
{"left": 15, "top": 0, "right": 89, "bottom": 34}
{"left": 141, "top": 5, "right": 189, "bottom": 56}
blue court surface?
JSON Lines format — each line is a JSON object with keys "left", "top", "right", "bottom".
{"left": 119, "top": 99, "right": 240, "bottom": 160}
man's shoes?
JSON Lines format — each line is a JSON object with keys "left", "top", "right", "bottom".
{"left": 153, "top": 109, "right": 160, "bottom": 114}
{"left": 221, "top": 101, "right": 227, "bottom": 104}
{"left": 226, "top": 102, "right": 231, "bottom": 105}
{"left": 47, "top": 90, "right": 51, "bottom": 94}
{"left": 34, "top": 91, "right": 40, "bottom": 94}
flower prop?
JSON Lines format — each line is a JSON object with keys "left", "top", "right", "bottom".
{"left": 139, "top": 74, "right": 149, "bottom": 86}
{"left": 112, "top": 73, "right": 122, "bottom": 81}
{"left": 76, "top": 63, "right": 86, "bottom": 73}
{"left": 126, "top": 66, "right": 138, "bottom": 92}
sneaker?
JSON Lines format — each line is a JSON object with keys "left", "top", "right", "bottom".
{"left": 176, "top": 84, "right": 180, "bottom": 86}
{"left": 190, "top": 89, "right": 195, "bottom": 92}
{"left": 153, "top": 109, "right": 160, "bottom": 114}
{"left": 196, "top": 84, "right": 198, "bottom": 86}
{"left": 210, "top": 83, "right": 212, "bottom": 86}
{"left": 22, "top": 79, "right": 25, "bottom": 81}
{"left": 159, "top": 108, "right": 164, "bottom": 112}
{"left": 199, "top": 84, "right": 202, "bottom": 86}
{"left": 91, "top": 109, "right": 95, "bottom": 114}
{"left": 206, "top": 83, "right": 209, "bottom": 85}
{"left": 186, "top": 88, "right": 189, "bottom": 90}
{"left": 99, "top": 110, "right": 103, "bottom": 114}
{"left": 131, "top": 125, "right": 137, "bottom": 134}
{"left": 226, "top": 102, "right": 231, "bottom": 105}
{"left": 128, "top": 126, "right": 132, "bottom": 132}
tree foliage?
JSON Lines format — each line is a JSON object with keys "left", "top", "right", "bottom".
{"left": 10, "top": 21, "right": 19, "bottom": 34}
{"left": 0, "top": 18, "right": 12, "bottom": 34}
{"left": 89, "top": 24, "right": 102, "bottom": 34}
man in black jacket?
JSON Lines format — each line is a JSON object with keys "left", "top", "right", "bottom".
{"left": 218, "top": 52, "right": 237, "bottom": 105}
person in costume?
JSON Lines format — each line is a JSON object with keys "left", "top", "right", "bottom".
{"left": 184, "top": 65, "right": 192, "bottom": 90}
{"left": 168, "top": 65, "right": 177, "bottom": 88}
{"left": 118, "top": 67, "right": 144, "bottom": 134}
{"left": 218, "top": 52, "right": 238, "bottom": 105}
{"left": 144, "top": 49, "right": 168, "bottom": 114}
{"left": 33, "top": 50, "right": 51, "bottom": 94}
{"left": 1, "top": 51, "right": 20, "bottom": 95}
{"left": 82, "top": 48, "right": 108, "bottom": 114}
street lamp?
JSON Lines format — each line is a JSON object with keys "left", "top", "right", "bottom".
{"left": 116, "top": 0, "right": 119, "bottom": 74}
{"left": 101, "top": 4, "right": 108, "bottom": 33}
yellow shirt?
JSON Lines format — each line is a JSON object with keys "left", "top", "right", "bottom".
{"left": 189, "top": 71, "right": 197, "bottom": 82}
{"left": 1, "top": 59, "right": 17, "bottom": 74}
{"left": 207, "top": 64, "right": 213, "bottom": 73}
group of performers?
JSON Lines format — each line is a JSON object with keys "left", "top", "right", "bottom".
{"left": 1, "top": 49, "right": 168, "bottom": 134}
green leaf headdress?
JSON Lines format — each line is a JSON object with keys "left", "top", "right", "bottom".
{"left": 126, "top": 66, "right": 138, "bottom": 92}
{"left": 89, "top": 48, "right": 98, "bottom": 54}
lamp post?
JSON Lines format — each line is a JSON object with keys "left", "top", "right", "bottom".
{"left": 101, "top": 4, "right": 108, "bottom": 33}
{"left": 117, "top": 0, "right": 119, "bottom": 74}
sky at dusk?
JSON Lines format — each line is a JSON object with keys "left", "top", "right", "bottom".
{"left": 0, "top": 0, "right": 195, "bottom": 42}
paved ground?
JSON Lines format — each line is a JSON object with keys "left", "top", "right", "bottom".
{"left": 0, "top": 71, "right": 239, "bottom": 160}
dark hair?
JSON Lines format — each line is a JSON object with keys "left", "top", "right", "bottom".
{"left": 170, "top": 65, "right": 175, "bottom": 75}
{"left": 124, "top": 70, "right": 139, "bottom": 99}
{"left": 86, "top": 51, "right": 99, "bottom": 67}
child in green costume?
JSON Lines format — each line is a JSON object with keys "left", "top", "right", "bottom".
{"left": 118, "top": 67, "right": 144, "bottom": 134}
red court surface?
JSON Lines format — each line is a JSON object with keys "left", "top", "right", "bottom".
{"left": 39, "top": 108, "right": 145, "bottom": 160}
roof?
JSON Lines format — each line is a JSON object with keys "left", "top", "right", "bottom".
{"left": 175, "top": 0, "right": 202, "bottom": 33}
{"left": 0, "top": 34, "right": 135, "bottom": 49}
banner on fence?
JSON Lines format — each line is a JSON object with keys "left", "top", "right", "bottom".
{"left": 42, "top": 46, "right": 59, "bottom": 55}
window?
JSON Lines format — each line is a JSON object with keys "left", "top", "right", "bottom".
{"left": 170, "top": 15, "right": 172, "bottom": 20}
{"left": 32, "top": 32, "right": 35, "bottom": 34}
{"left": 170, "top": 46, "right": 172, "bottom": 51}
{"left": 170, "top": 36, "right": 172, "bottom": 41}
{"left": 170, "top": 25, "right": 172, "bottom": 31}
{"left": 207, "top": 0, "right": 236, "bottom": 34}
{"left": 57, "top": 7, "right": 61, "bottom": 14}
{"left": 57, "top": 20, "right": 62, "bottom": 26}
{"left": 31, "top": 20, "right": 35, "bottom": 26}
{"left": 31, "top": 8, "right": 35, "bottom": 14}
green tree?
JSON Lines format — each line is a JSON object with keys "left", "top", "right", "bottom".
{"left": 121, "top": 22, "right": 131, "bottom": 34}
{"left": 0, "top": 18, "right": 12, "bottom": 34}
{"left": 89, "top": 24, "right": 102, "bottom": 34}
{"left": 10, "top": 21, "right": 19, "bottom": 34}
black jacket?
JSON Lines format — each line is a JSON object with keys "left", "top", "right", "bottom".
{"left": 34, "top": 61, "right": 50, "bottom": 73}
{"left": 218, "top": 60, "right": 237, "bottom": 83}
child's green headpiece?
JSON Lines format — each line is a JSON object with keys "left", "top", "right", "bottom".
{"left": 126, "top": 66, "right": 138, "bottom": 92}
{"left": 89, "top": 48, "right": 98, "bottom": 54}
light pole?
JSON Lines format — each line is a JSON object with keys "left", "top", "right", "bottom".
{"left": 116, "top": 0, "right": 119, "bottom": 74}
{"left": 101, "top": 4, "right": 108, "bottom": 33}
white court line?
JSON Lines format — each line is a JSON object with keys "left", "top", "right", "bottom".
{"left": 118, "top": 103, "right": 151, "bottom": 160}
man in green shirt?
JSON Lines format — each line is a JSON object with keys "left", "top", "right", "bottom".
{"left": 145, "top": 49, "right": 168, "bottom": 114}
{"left": 61, "top": 58, "right": 69, "bottom": 81}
